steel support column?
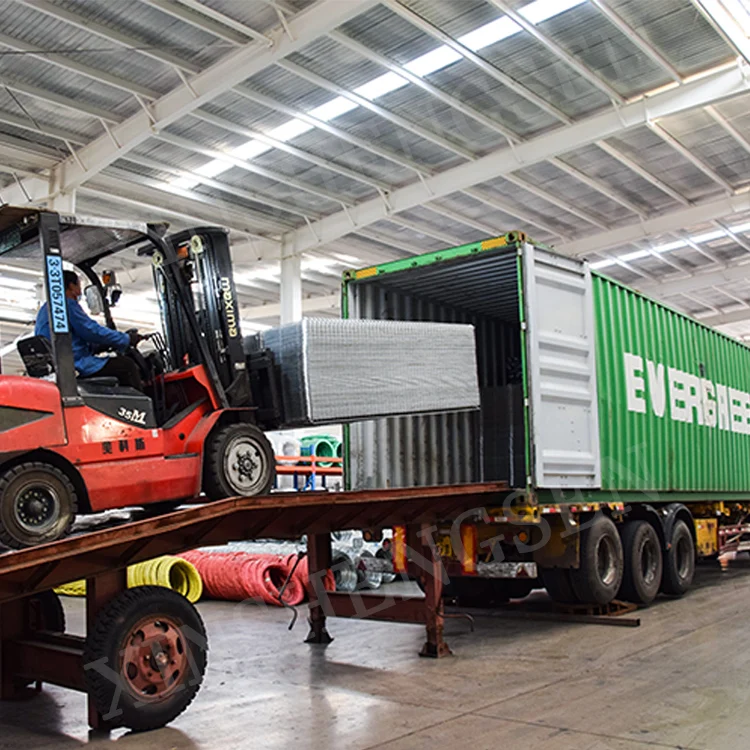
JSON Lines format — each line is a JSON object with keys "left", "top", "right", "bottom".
{"left": 280, "top": 253, "right": 302, "bottom": 325}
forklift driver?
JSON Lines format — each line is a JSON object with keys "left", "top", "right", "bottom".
{"left": 35, "top": 271, "right": 145, "bottom": 391}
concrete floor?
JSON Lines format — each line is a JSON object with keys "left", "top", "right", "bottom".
{"left": 1, "top": 562, "right": 749, "bottom": 750}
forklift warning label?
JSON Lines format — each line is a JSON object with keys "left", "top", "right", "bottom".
{"left": 46, "top": 255, "right": 69, "bottom": 334}
{"left": 624, "top": 352, "right": 750, "bottom": 433}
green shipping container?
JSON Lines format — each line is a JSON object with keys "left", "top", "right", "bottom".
{"left": 343, "top": 233, "right": 750, "bottom": 502}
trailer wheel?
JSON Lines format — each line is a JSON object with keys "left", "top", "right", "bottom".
{"left": 203, "top": 423, "right": 275, "bottom": 500}
{"left": 0, "top": 462, "right": 77, "bottom": 549}
{"left": 540, "top": 568, "right": 578, "bottom": 604}
{"left": 661, "top": 520, "right": 695, "bottom": 597}
{"left": 17, "top": 590, "right": 66, "bottom": 690}
{"left": 569, "top": 515, "right": 623, "bottom": 605}
{"left": 28, "top": 590, "right": 66, "bottom": 633}
{"left": 84, "top": 586, "right": 206, "bottom": 732}
{"left": 619, "top": 521, "right": 663, "bottom": 605}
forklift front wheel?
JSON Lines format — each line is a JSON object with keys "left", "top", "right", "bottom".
{"left": 0, "top": 462, "right": 77, "bottom": 549}
{"left": 203, "top": 423, "right": 276, "bottom": 500}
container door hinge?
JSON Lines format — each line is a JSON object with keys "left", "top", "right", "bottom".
{"left": 520, "top": 321, "right": 527, "bottom": 331}
{"left": 524, "top": 398, "right": 530, "bottom": 408}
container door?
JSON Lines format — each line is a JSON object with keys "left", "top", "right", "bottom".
{"left": 522, "top": 245, "right": 601, "bottom": 488}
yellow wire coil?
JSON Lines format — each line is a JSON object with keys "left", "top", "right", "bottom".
{"left": 55, "top": 556, "right": 203, "bottom": 603}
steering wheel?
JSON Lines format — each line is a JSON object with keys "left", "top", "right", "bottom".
{"left": 125, "top": 330, "right": 154, "bottom": 382}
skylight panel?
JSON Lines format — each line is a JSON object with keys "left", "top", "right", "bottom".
{"left": 354, "top": 72, "right": 410, "bottom": 100}
{"left": 308, "top": 97, "right": 359, "bottom": 122}
{"left": 404, "top": 46, "right": 463, "bottom": 76}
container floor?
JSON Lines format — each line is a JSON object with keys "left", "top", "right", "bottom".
{"left": 2, "top": 561, "right": 749, "bottom": 749}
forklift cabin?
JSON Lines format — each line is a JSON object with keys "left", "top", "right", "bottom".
{"left": 0, "top": 206, "right": 280, "bottom": 549}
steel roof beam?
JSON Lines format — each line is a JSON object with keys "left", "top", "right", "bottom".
{"left": 489, "top": 0, "right": 625, "bottom": 105}
{"left": 242, "top": 293, "right": 339, "bottom": 320}
{"left": 0, "top": 32, "right": 160, "bottom": 100}
{"left": 93, "top": 170, "right": 288, "bottom": 238}
{"left": 14, "top": 0, "right": 202, "bottom": 74}
{"left": 693, "top": 0, "right": 750, "bottom": 65}
{"left": 648, "top": 121, "right": 734, "bottom": 193}
{"left": 697, "top": 306, "right": 750, "bottom": 327}
{"left": 705, "top": 105, "right": 750, "bottom": 156}
{"left": 191, "top": 111, "right": 393, "bottom": 193}
{"left": 460, "top": 187, "right": 567, "bottom": 240}
{"left": 548, "top": 156, "right": 646, "bottom": 217}
{"left": 629, "top": 255, "right": 750, "bottom": 299}
{"left": 384, "top": 215, "right": 465, "bottom": 246}
{"left": 0, "top": 108, "right": 87, "bottom": 146}
{"left": 155, "top": 131, "right": 354, "bottom": 207}
{"left": 321, "top": 32, "right": 613, "bottom": 231}
{"left": 383, "top": 0, "right": 571, "bottom": 123}
{"left": 232, "top": 85, "right": 429, "bottom": 176}
{"left": 420, "top": 203, "right": 501, "bottom": 237}
{"left": 1, "top": 78, "right": 122, "bottom": 124}
{"left": 589, "top": 0, "right": 683, "bottom": 83}
{"left": 278, "top": 59, "right": 477, "bottom": 160}
{"left": 560, "top": 191, "right": 750, "bottom": 259}
{"left": 715, "top": 219, "right": 750, "bottom": 255}
{"left": 118, "top": 153, "right": 314, "bottom": 221}
{"left": 329, "top": 29, "right": 530, "bottom": 134}
{"left": 501, "top": 173, "right": 610, "bottom": 229}
{"left": 596, "top": 139, "right": 690, "bottom": 206}
{"left": 253, "top": 30, "right": 750, "bottom": 260}
{"left": 139, "top": 0, "right": 270, "bottom": 46}
{"left": 1, "top": 0, "right": 377, "bottom": 208}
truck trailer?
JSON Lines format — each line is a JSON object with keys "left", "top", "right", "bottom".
{"left": 342, "top": 231, "right": 750, "bottom": 607}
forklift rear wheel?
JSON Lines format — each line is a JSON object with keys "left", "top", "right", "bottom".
{"left": 204, "top": 423, "right": 275, "bottom": 500}
{"left": 84, "top": 586, "right": 207, "bottom": 732}
{"left": 0, "top": 462, "right": 77, "bottom": 549}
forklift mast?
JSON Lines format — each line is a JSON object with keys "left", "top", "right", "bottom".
{"left": 152, "top": 228, "right": 252, "bottom": 409}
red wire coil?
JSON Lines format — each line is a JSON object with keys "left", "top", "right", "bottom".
{"left": 179, "top": 551, "right": 331, "bottom": 606}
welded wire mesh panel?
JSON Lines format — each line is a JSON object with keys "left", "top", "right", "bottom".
{"left": 259, "top": 318, "right": 480, "bottom": 426}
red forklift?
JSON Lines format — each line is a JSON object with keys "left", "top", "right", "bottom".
{"left": 0, "top": 206, "right": 282, "bottom": 548}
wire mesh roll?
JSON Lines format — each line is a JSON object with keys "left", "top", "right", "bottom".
{"left": 331, "top": 551, "right": 358, "bottom": 592}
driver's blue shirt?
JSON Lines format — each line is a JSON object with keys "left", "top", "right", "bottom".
{"left": 35, "top": 298, "right": 130, "bottom": 377}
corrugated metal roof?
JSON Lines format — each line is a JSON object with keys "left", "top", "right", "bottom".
{"left": 606, "top": 0, "right": 734, "bottom": 75}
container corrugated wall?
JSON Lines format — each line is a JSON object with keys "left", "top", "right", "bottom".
{"left": 346, "top": 282, "right": 520, "bottom": 489}
{"left": 594, "top": 273, "right": 750, "bottom": 492}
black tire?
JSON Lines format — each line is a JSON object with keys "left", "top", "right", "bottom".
{"left": 203, "top": 423, "right": 275, "bottom": 500}
{"left": 84, "top": 586, "right": 207, "bottom": 732}
{"left": 569, "top": 515, "right": 624, "bottom": 605}
{"left": 28, "top": 590, "right": 66, "bottom": 633}
{"left": 140, "top": 501, "right": 182, "bottom": 518}
{"left": 540, "top": 568, "right": 578, "bottom": 604}
{"left": 17, "top": 590, "right": 66, "bottom": 689}
{"left": 0, "top": 462, "right": 77, "bottom": 549}
{"left": 619, "top": 520, "right": 663, "bottom": 605}
{"left": 661, "top": 519, "right": 695, "bottom": 597}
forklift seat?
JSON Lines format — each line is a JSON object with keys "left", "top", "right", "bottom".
{"left": 17, "top": 336, "right": 118, "bottom": 386}
{"left": 17, "top": 335, "right": 157, "bottom": 428}
{"left": 17, "top": 336, "right": 54, "bottom": 378}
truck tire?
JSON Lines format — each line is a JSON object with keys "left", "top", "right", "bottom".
{"left": 540, "top": 568, "right": 578, "bottom": 604}
{"left": 203, "top": 423, "right": 275, "bottom": 500}
{"left": 84, "top": 586, "right": 207, "bottom": 732}
{"left": 619, "top": 520, "right": 663, "bottom": 605}
{"left": 0, "top": 462, "right": 77, "bottom": 549}
{"left": 660, "top": 519, "right": 695, "bottom": 597}
{"left": 569, "top": 515, "right": 623, "bottom": 605}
